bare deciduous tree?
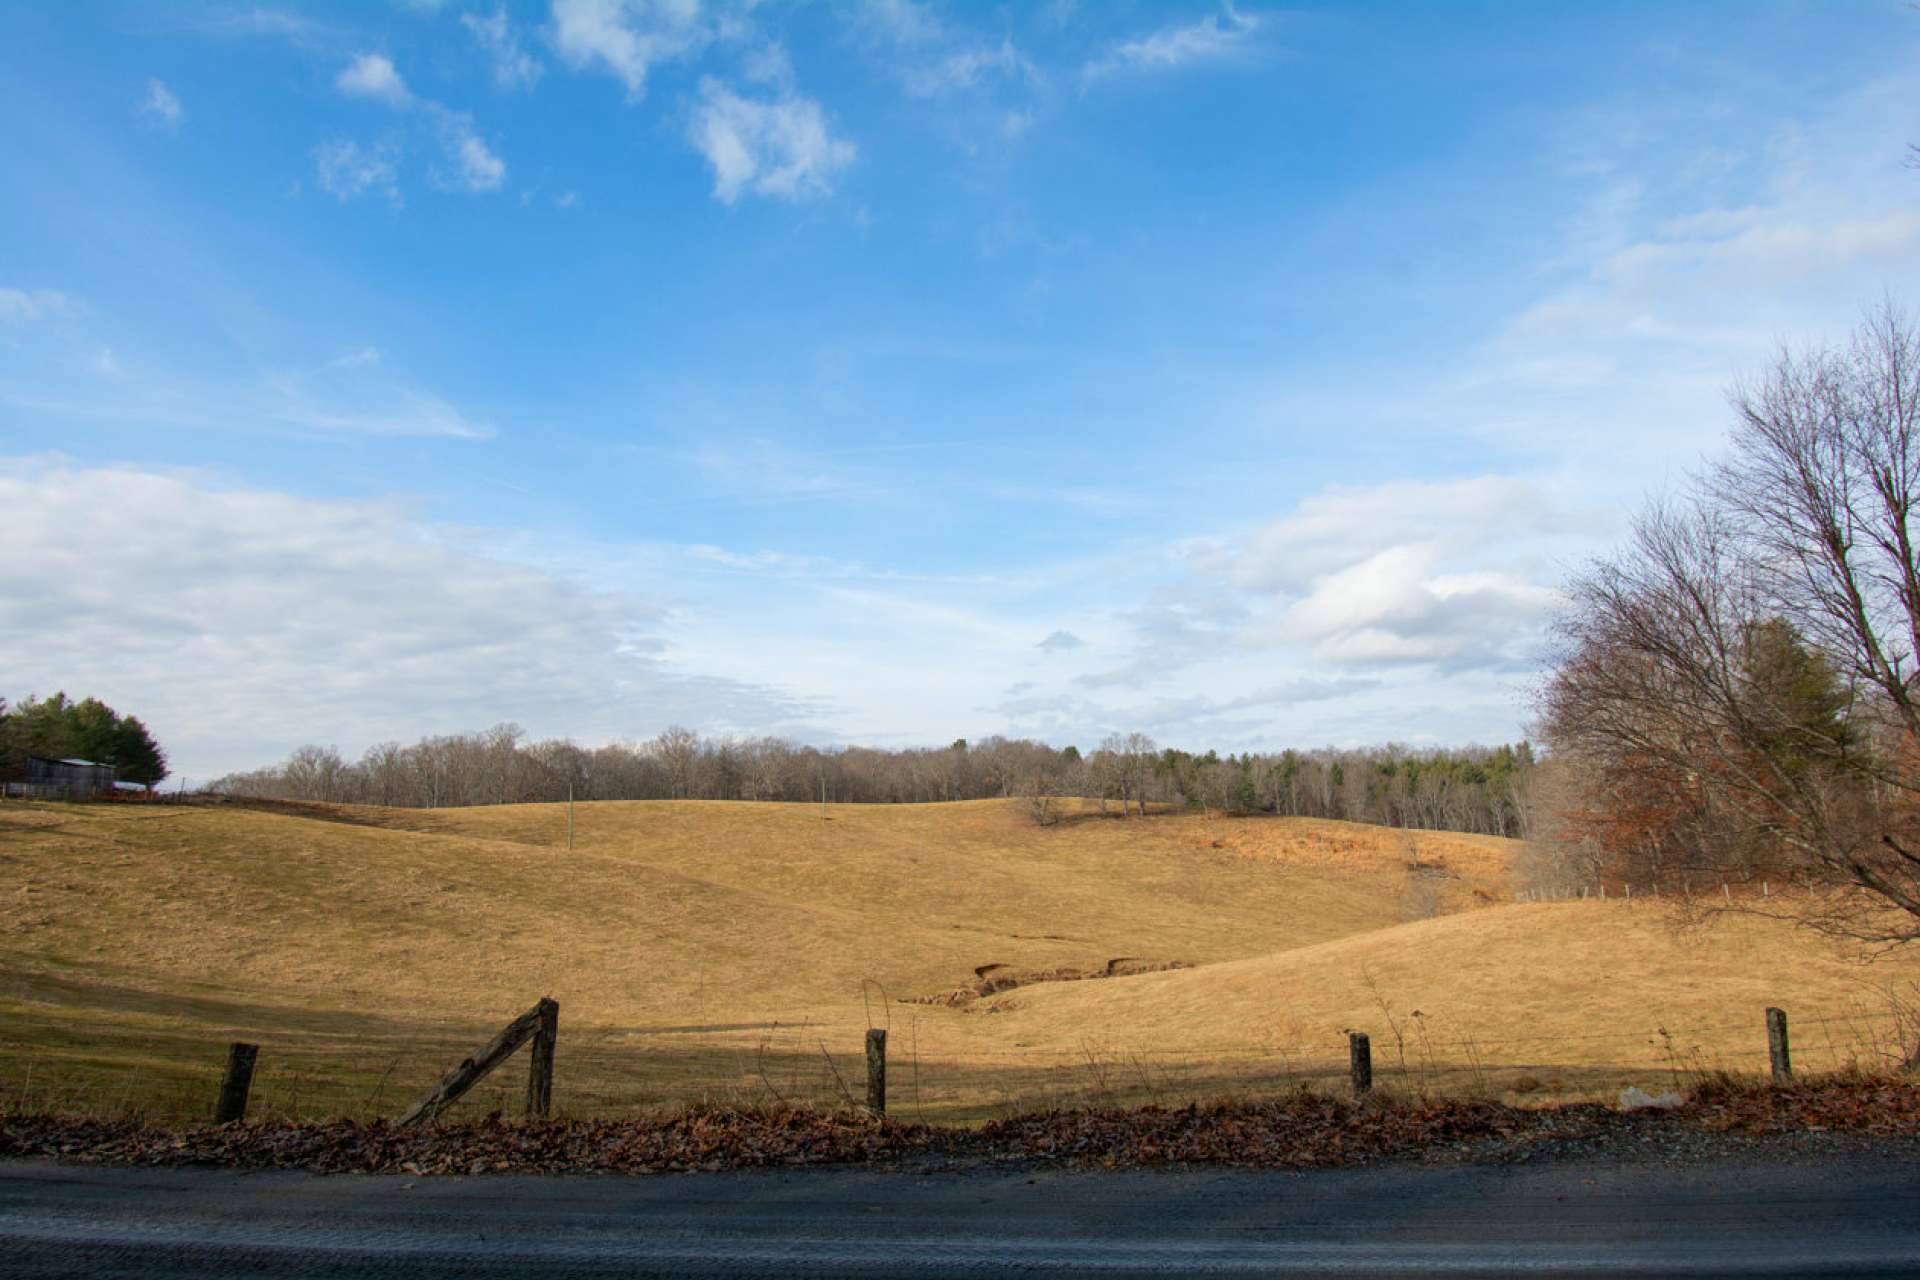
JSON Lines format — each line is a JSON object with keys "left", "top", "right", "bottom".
{"left": 1543, "top": 302, "right": 1920, "bottom": 944}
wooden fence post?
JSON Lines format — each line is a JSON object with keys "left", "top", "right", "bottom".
{"left": 1766, "top": 1007, "right": 1792, "bottom": 1082}
{"left": 526, "top": 998, "right": 558, "bottom": 1119}
{"left": 865, "top": 1028, "right": 887, "bottom": 1117}
{"left": 214, "top": 1042, "right": 259, "bottom": 1123}
{"left": 1349, "top": 1032, "right": 1372, "bottom": 1096}
{"left": 399, "top": 998, "right": 556, "bottom": 1127}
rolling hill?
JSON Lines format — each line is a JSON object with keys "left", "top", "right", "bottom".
{"left": 0, "top": 797, "right": 1911, "bottom": 1123}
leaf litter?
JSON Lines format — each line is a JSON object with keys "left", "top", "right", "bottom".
{"left": 5, "top": 1077, "right": 1918, "bottom": 1175}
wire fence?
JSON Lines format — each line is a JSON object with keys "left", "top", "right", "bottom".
{"left": 6, "top": 994, "right": 1914, "bottom": 1128}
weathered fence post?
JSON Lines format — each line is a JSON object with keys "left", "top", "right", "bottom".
{"left": 215, "top": 1042, "right": 259, "bottom": 1123}
{"left": 399, "top": 997, "right": 557, "bottom": 1127}
{"left": 1766, "top": 1007, "right": 1792, "bottom": 1082}
{"left": 526, "top": 998, "right": 558, "bottom": 1118}
{"left": 865, "top": 1028, "right": 887, "bottom": 1117}
{"left": 1349, "top": 1032, "right": 1372, "bottom": 1096}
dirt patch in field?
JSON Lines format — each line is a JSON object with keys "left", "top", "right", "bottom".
{"left": 904, "top": 958, "right": 1189, "bottom": 1007}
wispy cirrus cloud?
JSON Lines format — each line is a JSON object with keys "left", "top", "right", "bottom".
{"left": 858, "top": 0, "right": 1035, "bottom": 93}
{"left": 313, "top": 136, "right": 402, "bottom": 203}
{"left": 0, "top": 288, "right": 81, "bottom": 324}
{"left": 0, "top": 299, "right": 495, "bottom": 441}
{"left": 189, "top": 6, "right": 335, "bottom": 47}
{"left": 326, "top": 51, "right": 506, "bottom": 196}
{"left": 463, "top": 6, "right": 543, "bottom": 91}
{"left": 1083, "top": 4, "right": 1264, "bottom": 82}
{"left": 136, "top": 78, "right": 185, "bottom": 129}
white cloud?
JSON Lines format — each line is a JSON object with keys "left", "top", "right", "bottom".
{"left": 193, "top": 8, "right": 331, "bottom": 46}
{"left": 851, "top": 0, "right": 1041, "bottom": 161}
{"left": 4, "top": 318, "right": 492, "bottom": 441}
{"left": 463, "top": 7, "right": 543, "bottom": 90}
{"left": 326, "top": 346, "right": 383, "bottom": 369}
{"left": 550, "top": 0, "right": 705, "bottom": 99}
{"left": 0, "top": 460, "right": 811, "bottom": 779}
{"left": 434, "top": 111, "right": 508, "bottom": 191}
{"left": 740, "top": 41, "right": 793, "bottom": 89}
{"left": 454, "top": 132, "right": 507, "bottom": 190}
{"left": 1212, "top": 476, "right": 1569, "bottom": 593}
{"left": 861, "top": 0, "right": 943, "bottom": 48}
{"left": 1436, "top": 66, "right": 1920, "bottom": 471}
{"left": 313, "top": 138, "right": 403, "bottom": 204}
{"left": 1084, "top": 3, "right": 1262, "bottom": 81}
{"left": 688, "top": 78, "right": 855, "bottom": 204}
{"left": 328, "top": 54, "right": 508, "bottom": 197}
{"left": 1193, "top": 476, "right": 1575, "bottom": 673}
{"left": 137, "top": 78, "right": 185, "bottom": 129}
{"left": 0, "top": 288, "right": 80, "bottom": 324}
{"left": 1270, "top": 544, "right": 1559, "bottom": 670}
{"left": 902, "top": 39, "right": 1033, "bottom": 98}
{"left": 266, "top": 352, "right": 494, "bottom": 437}
{"left": 1036, "top": 629, "right": 1085, "bottom": 652}
{"left": 336, "top": 52, "right": 413, "bottom": 107}
{"left": 270, "top": 391, "right": 492, "bottom": 439}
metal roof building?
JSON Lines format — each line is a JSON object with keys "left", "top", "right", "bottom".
{"left": 19, "top": 756, "right": 117, "bottom": 798}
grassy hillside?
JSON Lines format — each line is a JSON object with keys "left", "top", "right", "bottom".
{"left": 2, "top": 796, "right": 1912, "bottom": 1123}
{"left": 962, "top": 900, "right": 1920, "bottom": 1100}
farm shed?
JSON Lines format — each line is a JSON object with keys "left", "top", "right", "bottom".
{"left": 18, "top": 756, "right": 117, "bottom": 798}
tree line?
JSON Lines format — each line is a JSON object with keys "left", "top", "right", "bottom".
{"left": 212, "top": 726, "right": 1534, "bottom": 838}
{"left": 0, "top": 693, "right": 169, "bottom": 787}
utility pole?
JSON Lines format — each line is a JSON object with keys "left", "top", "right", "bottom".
{"left": 567, "top": 781, "right": 574, "bottom": 852}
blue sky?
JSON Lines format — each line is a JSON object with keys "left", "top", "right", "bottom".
{"left": 4, "top": 1, "right": 1919, "bottom": 781}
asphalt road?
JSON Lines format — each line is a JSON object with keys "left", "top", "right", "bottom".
{"left": 4, "top": 1153, "right": 1920, "bottom": 1278}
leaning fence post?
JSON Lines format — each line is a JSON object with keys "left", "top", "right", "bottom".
{"left": 865, "top": 1028, "right": 887, "bottom": 1116}
{"left": 1766, "top": 1007, "right": 1792, "bottom": 1081}
{"left": 399, "top": 998, "right": 553, "bottom": 1127}
{"left": 1349, "top": 1031, "right": 1372, "bottom": 1096}
{"left": 215, "top": 1042, "right": 259, "bottom": 1123}
{"left": 526, "top": 998, "right": 558, "bottom": 1118}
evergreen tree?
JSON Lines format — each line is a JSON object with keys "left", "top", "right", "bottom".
{"left": 2, "top": 692, "right": 169, "bottom": 787}
{"left": 111, "top": 715, "right": 169, "bottom": 787}
{"left": 11, "top": 693, "right": 80, "bottom": 759}
{"left": 67, "top": 697, "right": 122, "bottom": 763}
{"left": 0, "top": 699, "right": 20, "bottom": 779}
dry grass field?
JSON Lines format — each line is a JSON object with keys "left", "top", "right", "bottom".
{"left": 2, "top": 796, "right": 1917, "bottom": 1125}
